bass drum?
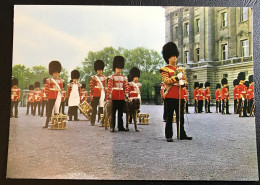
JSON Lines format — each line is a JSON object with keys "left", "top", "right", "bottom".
{"left": 78, "top": 100, "right": 92, "bottom": 120}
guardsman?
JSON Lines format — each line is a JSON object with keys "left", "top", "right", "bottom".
{"left": 160, "top": 82, "right": 167, "bottom": 121}
{"left": 33, "top": 82, "right": 42, "bottom": 116}
{"left": 80, "top": 83, "right": 88, "bottom": 103}
{"left": 248, "top": 75, "right": 254, "bottom": 116}
{"left": 159, "top": 42, "right": 192, "bottom": 142}
{"left": 127, "top": 67, "right": 142, "bottom": 100}
{"left": 10, "top": 78, "right": 20, "bottom": 118}
{"left": 43, "top": 61, "right": 64, "bottom": 128}
{"left": 244, "top": 81, "right": 250, "bottom": 113}
{"left": 198, "top": 83, "right": 204, "bottom": 113}
{"left": 221, "top": 78, "right": 230, "bottom": 114}
{"left": 26, "top": 85, "right": 34, "bottom": 115}
{"left": 215, "top": 83, "right": 222, "bottom": 113}
{"left": 233, "top": 79, "right": 239, "bottom": 114}
{"left": 89, "top": 60, "right": 107, "bottom": 125}
{"left": 41, "top": 78, "right": 48, "bottom": 117}
{"left": 183, "top": 83, "right": 189, "bottom": 114}
{"left": 107, "top": 56, "right": 128, "bottom": 132}
{"left": 237, "top": 72, "right": 248, "bottom": 117}
{"left": 204, "top": 82, "right": 212, "bottom": 113}
{"left": 193, "top": 82, "right": 199, "bottom": 113}
{"left": 60, "top": 83, "right": 66, "bottom": 115}
{"left": 68, "top": 70, "right": 81, "bottom": 121}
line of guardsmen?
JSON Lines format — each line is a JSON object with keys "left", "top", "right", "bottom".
{"left": 10, "top": 57, "right": 142, "bottom": 132}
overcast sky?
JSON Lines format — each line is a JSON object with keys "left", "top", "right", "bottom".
{"left": 13, "top": 5, "right": 165, "bottom": 73}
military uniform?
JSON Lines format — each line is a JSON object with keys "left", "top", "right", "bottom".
{"left": 215, "top": 83, "right": 222, "bottom": 113}
{"left": 60, "top": 83, "right": 67, "bottom": 115}
{"left": 244, "top": 81, "right": 250, "bottom": 113}
{"left": 26, "top": 85, "right": 35, "bottom": 115}
{"left": 10, "top": 78, "right": 20, "bottom": 118}
{"left": 160, "top": 82, "right": 167, "bottom": 121}
{"left": 41, "top": 78, "right": 48, "bottom": 117}
{"left": 159, "top": 42, "right": 192, "bottom": 142}
{"left": 193, "top": 82, "right": 199, "bottom": 113}
{"left": 68, "top": 70, "right": 81, "bottom": 121}
{"left": 237, "top": 72, "right": 248, "bottom": 117}
{"left": 89, "top": 60, "right": 106, "bottom": 125}
{"left": 204, "top": 82, "right": 212, "bottom": 113}
{"left": 183, "top": 85, "right": 189, "bottom": 114}
{"left": 107, "top": 56, "right": 128, "bottom": 132}
{"left": 33, "top": 82, "right": 42, "bottom": 116}
{"left": 198, "top": 83, "right": 204, "bottom": 113}
{"left": 233, "top": 79, "right": 239, "bottom": 114}
{"left": 221, "top": 78, "right": 230, "bottom": 114}
{"left": 43, "top": 61, "right": 64, "bottom": 128}
{"left": 248, "top": 75, "right": 254, "bottom": 116}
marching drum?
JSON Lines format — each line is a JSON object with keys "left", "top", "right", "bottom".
{"left": 138, "top": 113, "right": 150, "bottom": 125}
{"left": 78, "top": 100, "right": 92, "bottom": 120}
{"left": 50, "top": 113, "right": 67, "bottom": 129}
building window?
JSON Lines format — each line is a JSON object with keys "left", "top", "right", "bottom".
{"left": 184, "top": 51, "right": 189, "bottom": 64}
{"left": 193, "top": 75, "right": 197, "bottom": 80}
{"left": 184, "top": 23, "right": 189, "bottom": 36}
{"left": 196, "top": 48, "right": 200, "bottom": 62}
{"left": 221, "top": 12, "right": 228, "bottom": 27}
{"left": 241, "top": 40, "right": 249, "bottom": 57}
{"left": 175, "top": 26, "right": 178, "bottom": 35}
{"left": 222, "top": 44, "right": 228, "bottom": 60}
{"left": 196, "top": 19, "right": 200, "bottom": 33}
{"left": 223, "top": 74, "right": 228, "bottom": 78}
{"left": 241, "top": 7, "right": 248, "bottom": 22}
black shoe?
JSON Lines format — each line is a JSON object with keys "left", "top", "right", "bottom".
{"left": 118, "top": 127, "right": 129, "bottom": 131}
{"left": 167, "top": 138, "right": 173, "bottom": 142}
{"left": 180, "top": 136, "right": 193, "bottom": 140}
{"left": 43, "top": 125, "right": 48, "bottom": 128}
{"left": 74, "top": 119, "right": 80, "bottom": 121}
{"left": 242, "top": 115, "right": 249, "bottom": 117}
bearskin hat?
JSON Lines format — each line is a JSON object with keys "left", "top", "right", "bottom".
{"left": 233, "top": 79, "right": 239, "bottom": 87}
{"left": 127, "top": 74, "right": 132, "bottom": 82}
{"left": 12, "top": 78, "right": 18, "bottom": 86}
{"left": 162, "top": 42, "right": 179, "bottom": 63}
{"left": 81, "top": 83, "right": 86, "bottom": 89}
{"left": 130, "top": 67, "right": 140, "bottom": 78}
{"left": 71, "top": 70, "right": 80, "bottom": 79}
{"left": 237, "top": 72, "right": 245, "bottom": 81}
{"left": 49, "top": 60, "right": 61, "bottom": 75}
{"left": 216, "top": 83, "right": 221, "bottom": 89}
{"left": 221, "top": 78, "right": 228, "bottom": 85}
{"left": 248, "top": 75, "right": 253, "bottom": 84}
{"left": 113, "top": 56, "right": 125, "bottom": 71}
{"left": 43, "top": 78, "right": 47, "bottom": 84}
{"left": 199, "top": 83, "right": 203, "bottom": 88}
{"left": 29, "top": 85, "right": 34, "bottom": 90}
{"left": 245, "top": 81, "right": 249, "bottom": 88}
{"left": 94, "top": 60, "right": 105, "bottom": 72}
{"left": 34, "top": 82, "right": 40, "bottom": 88}
{"left": 205, "top": 82, "right": 210, "bottom": 88}
{"left": 194, "top": 82, "right": 199, "bottom": 89}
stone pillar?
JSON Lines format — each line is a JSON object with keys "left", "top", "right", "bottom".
{"left": 199, "top": 7, "right": 205, "bottom": 61}
{"left": 165, "top": 12, "right": 173, "bottom": 42}
{"left": 178, "top": 8, "right": 184, "bottom": 65}
{"left": 207, "top": 7, "right": 215, "bottom": 62}
{"left": 189, "top": 7, "right": 195, "bottom": 63}
{"left": 229, "top": 7, "right": 237, "bottom": 58}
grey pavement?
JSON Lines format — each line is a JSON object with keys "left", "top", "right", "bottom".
{"left": 6, "top": 105, "right": 259, "bottom": 180}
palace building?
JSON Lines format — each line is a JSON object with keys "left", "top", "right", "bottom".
{"left": 164, "top": 7, "right": 253, "bottom": 104}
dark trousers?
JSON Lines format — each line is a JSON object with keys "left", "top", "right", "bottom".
{"left": 238, "top": 99, "right": 248, "bottom": 116}
{"left": 248, "top": 99, "right": 254, "bottom": 114}
{"left": 165, "top": 98, "right": 187, "bottom": 139}
{"left": 163, "top": 99, "right": 167, "bottom": 120}
{"left": 205, "top": 100, "right": 211, "bottom": 113}
{"left": 10, "top": 101, "right": 18, "bottom": 117}
{"left": 111, "top": 100, "right": 124, "bottom": 130}
{"left": 234, "top": 99, "right": 238, "bottom": 114}
{"left": 185, "top": 100, "right": 189, "bottom": 113}
{"left": 222, "top": 99, "right": 230, "bottom": 114}
{"left": 60, "top": 101, "right": 65, "bottom": 114}
{"left": 198, "top": 100, "right": 203, "bottom": 113}
{"left": 26, "top": 102, "right": 34, "bottom": 115}
{"left": 33, "top": 102, "right": 41, "bottom": 116}
{"left": 91, "top": 97, "right": 100, "bottom": 124}
{"left": 41, "top": 100, "right": 47, "bottom": 117}
{"left": 216, "top": 100, "right": 221, "bottom": 113}
{"left": 45, "top": 99, "right": 56, "bottom": 126}
{"left": 68, "top": 106, "right": 78, "bottom": 120}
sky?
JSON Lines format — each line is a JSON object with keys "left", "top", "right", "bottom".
{"left": 13, "top": 5, "right": 165, "bottom": 73}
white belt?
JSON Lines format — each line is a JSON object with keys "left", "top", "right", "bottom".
{"left": 224, "top": 93, "right": 228, "bottom": 95}
{"left": 94, "top": 86, "right": 101, "bottom": 88}
{"left": 112, "top": 87, "right": 123, "bottom": 90}
{"left": 241, "top": 91, "right": 246, "bottom": 93}
{"left": 184, "top": 95, "right": 188, "bottom": 96}
{"left": 49, "top": 88, "right": 59, "bottom": 91}
{"left": 207, "top": 95, "right": 211, "bottom": 96}
{"left": 130, "top": 91, "right": 138, "bottom": 93}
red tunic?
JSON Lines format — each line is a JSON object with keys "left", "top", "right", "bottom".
{"left": 127, "top": 81, "right": 142, "bottom": 98}
{"left": 27, "top": 91, "right": 34, "bottom": 102}
{"left": 107, "top": 74, "right": 128, "bottom": 100}
{"left": 159, "top": 65, "right": 186, "bottom": 99}
{"left": 89, "top": 75, "right": 106, "bottom": 99}
{"left": 233, "top": 88, "right": 239, "bottom": 100}
{"left": 184, "top": 88, "right": 188, "bottom": 101}
{"left": 204, "top": 89, "right": 211, "bottom": 100}
{"left": 67, "top": 82, "right": 81, "bottom": 99}
{"left": 80, "top": 90, "right": 88, "bottom": 103}
{"left": 61, "top": 90, "right": 66, "bottom": 102}
{"left": 237, "top": 84, "right": 247, "bottom": 99}
{"left": 194, "top": 89, "right": 200, "bottom": 100}
{"left": 221, "top": 87, "right": 229, "bottom": 100}
{"left": 215, "top": 90, "right": 221, "bottom": 101}
{"left": 248, "top": 85, "right": 254, "bottom": 100}
{"left": 11, "top": 87, "right": 20, "bottom": 101}
{"left": 45, "top": 77, "right": 64, "bottom": 99}
{"left": 41, "top": 87, "right": 48, "bottom": 101}
{"left": 199, "top": 89, "right": 204, "bottom": 100}
{"left": 33, "top": 89, "right": 42, "bottom": 102}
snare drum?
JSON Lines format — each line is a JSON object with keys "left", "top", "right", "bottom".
{"left": 78, "top": 100, "right": 92, "bottom": 120}
{"left": 50, "top": 113, "right": 67, "bottom": 129}
{"left": 138, "top": 113, "right": 150, "bottom": 125}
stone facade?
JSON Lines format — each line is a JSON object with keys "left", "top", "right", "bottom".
{"left": 164, "top": 7, "right": 253, "bottom": 104}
